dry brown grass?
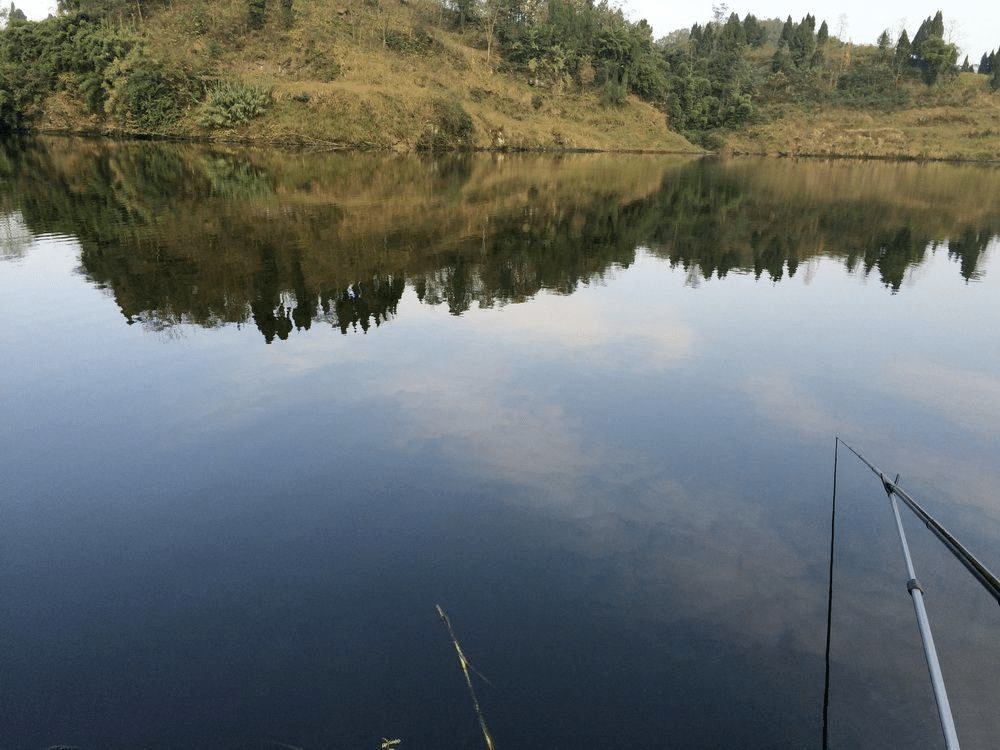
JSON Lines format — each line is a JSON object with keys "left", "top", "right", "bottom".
{"left": 56, "top": 0, "right": 698, "bottom": 152}
{"left": 723, "top": 74, "right": 1000, "bottom": 162}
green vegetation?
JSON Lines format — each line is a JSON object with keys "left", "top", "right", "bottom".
{"left": 0, "top": 0, "right": 997, "bottom": 156}
{"left": 980, "top": 46, "right": 1000, "bottom": 91}
{"left": 417, "top": 97, "right": 474, "bottom": 150}
{"left": 198, "top": 79, "right": 271, "bottom": 128}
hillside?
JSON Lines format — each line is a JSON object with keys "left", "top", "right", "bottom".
{"left": 1, "top": 2, "right": 999, "bottom": 159}
{"left": 717, "top": 37, "right": 1000, "bottom": 161}
{"left": 0, "top": 0, "right": 700, "bottom": 151}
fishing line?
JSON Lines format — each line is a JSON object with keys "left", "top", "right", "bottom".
{"left": 822, "top": 437, "right": 839, "bottom": 750}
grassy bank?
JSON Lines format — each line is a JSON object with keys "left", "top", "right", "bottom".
{"left": 721, "top": 73, "right": 1000, "bottom": 162}
{"left": 14, "top": 0, "right": 699, "bottom": 152}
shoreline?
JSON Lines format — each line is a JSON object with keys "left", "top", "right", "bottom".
{"left": 15, "top": 127, "right": 1000, "bottom": 165}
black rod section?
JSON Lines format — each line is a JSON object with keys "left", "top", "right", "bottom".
{"left": 839, "top": 439, "right": 1000, "bottom": 607}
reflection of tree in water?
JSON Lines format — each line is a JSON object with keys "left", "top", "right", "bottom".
{"left": 845, "top": 227, "right": 927, "bottom": 293}
{"left": 250, "top": 274, "right": 406, "bottom": 343}
{"left": 81, "top": 236, "right": 407, "bottom": 342}
{"left": 644, "top": 160, "right": 1000, "bottom": 289}
{"left": 0, "top": 210, "right": 34, "bottom": 261}
{"left": 3, "top": 140, "right": 1000, "bottom": 341}
{"left": 413, "top": 193, "right": 644, "bottom": 314}
{"left": 948, "top": 226, "right": 994, "bottom": 282}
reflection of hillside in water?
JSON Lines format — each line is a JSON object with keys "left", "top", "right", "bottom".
{"left": 3, "top": 137, "right": 999, "bottom": 342}
{"left": 649, "top": 158, "right": 1000, "bottom": 289}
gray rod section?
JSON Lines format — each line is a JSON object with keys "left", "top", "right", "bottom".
{"left": 886, "top": 490, "right": 961, "bottom": 750}
{"left": 838, "top": 439, "right": 970, "bottom": 749}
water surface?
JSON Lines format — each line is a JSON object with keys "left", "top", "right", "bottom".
{"left": 2, "top": 138, "right": 1000, "bottom": 750}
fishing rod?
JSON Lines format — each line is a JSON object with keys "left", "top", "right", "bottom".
{"left": 837, "top": 438, "right": 1000, "bottom": 750}
{"left": 436, "top": 604, "right": 496, "bottom": 750}
{"left": 838, "top": 439, "right": 1000, "bottom": 606}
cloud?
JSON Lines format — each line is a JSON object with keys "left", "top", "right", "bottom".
{"left": 382, "top": 359, "right": 601, "bottom": 506}
{"left": 746, "top": 372, "right": 841, "bottom": 439}
{"left": 470, "top": 278, "right": 697, "bottom": 372}
{"left": 882, "top": 360, "right": 1000, "bottom": 438}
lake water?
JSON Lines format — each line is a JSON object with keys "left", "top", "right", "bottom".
{"left": 2, "top": 137, "right": 1000, "bottom": 750}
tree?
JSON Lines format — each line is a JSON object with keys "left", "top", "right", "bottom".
{"left": 788, "top": 16, "right": 817, "bottom": 68}
{"left": 910, "top": 11, "right": 944, "bottom": 57}
{"left": 816, "top": 20, "right": 828, "bottom": 46}
{"left": 692, "top": 21, "right": 715, "bottom": 57}
{"left": 450, "top": 0, "right": 476, "bottom": 29}
{"left": 917, "top": 35, "right": 957, "bottom": 84}
{"left": 742, "top": 14, "right": 766, "bottom": 48}
{"left": 688, "top": 22, "right": 702, "bottom": 50}
{"left": 483, "top": 0, "right": 506, "bottom": 67}
{"left": 779, "top": 15, "right": 792, "bottom": 48}
{"left": 906, "top": 12, "right": 957, "bottom": 85}
{"left": 2, "top": 1, "right": 27, "bottom": 23}
{"left": 979, "top": 49, "right": 996, "bottom": 74}
{"left": 719, "top": 12, "right": 744, "bottom": 50}
{"left": 894, "top": 29, "right": 911, "bottom": 71}
{"left": 771, "top": 47, "right": 787, "bottom": 72}
{"left": 929, "top": 10, "right": 944, "bottom": 38}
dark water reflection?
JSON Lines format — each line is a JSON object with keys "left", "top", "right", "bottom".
{"left": 3, "top": 136, "right": 999, "bottom": 340}
{"left": 2, "top": 138, "right": 1000, "bottom": 750}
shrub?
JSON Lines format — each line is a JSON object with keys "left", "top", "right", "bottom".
{"left": 417, "top": 97, "right": 473, "bottom": 151}
{"left": 198, "top": 79, "right": 271, "bottom": 128}
{"left": 0, "top": 13, "right": 139, "bottom": 128}
{"left": 104, "top": 49, "right": 189, "bottom": 130}
{"left": 248, "top": 0, "right": 266, "bottom": 30}
{"left": 601, "top": 74, "right": 627, "bottom": 107}
{"left": 304, "top": 42, "right": 340, "bottom": 81}
{"left": 834, "top": 66, "right": 910, "bottom": 109}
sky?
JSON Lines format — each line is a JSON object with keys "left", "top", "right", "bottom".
{"left": 8, "top": 0, "right": 1000, "bottom": 59}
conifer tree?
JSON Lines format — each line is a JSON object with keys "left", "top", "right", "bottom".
{"left": 788, "top": 16, "right": 816, "bottom": 67}
{"left": 907, "top": 12, "right": 956, "bottom": 84}
{"left": 720, "top": 12, "right": 744, "bottom": 50}
{"left": 894, "top": 29, "right": 911, "bottom": 70}
{"left": 979, "top": 49, "right": 996, "bottom": 74}
{"left": 779, "top": 15, "right": 792, "bottom": 48}
{"left": 742, "top": 14, "right": 765, "bottom": 48}
{"left": 2, "top": 1, "right": 27, "bottom": 22}
{"left": 816, "top": 20, "right": 828, "bottom": 46}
